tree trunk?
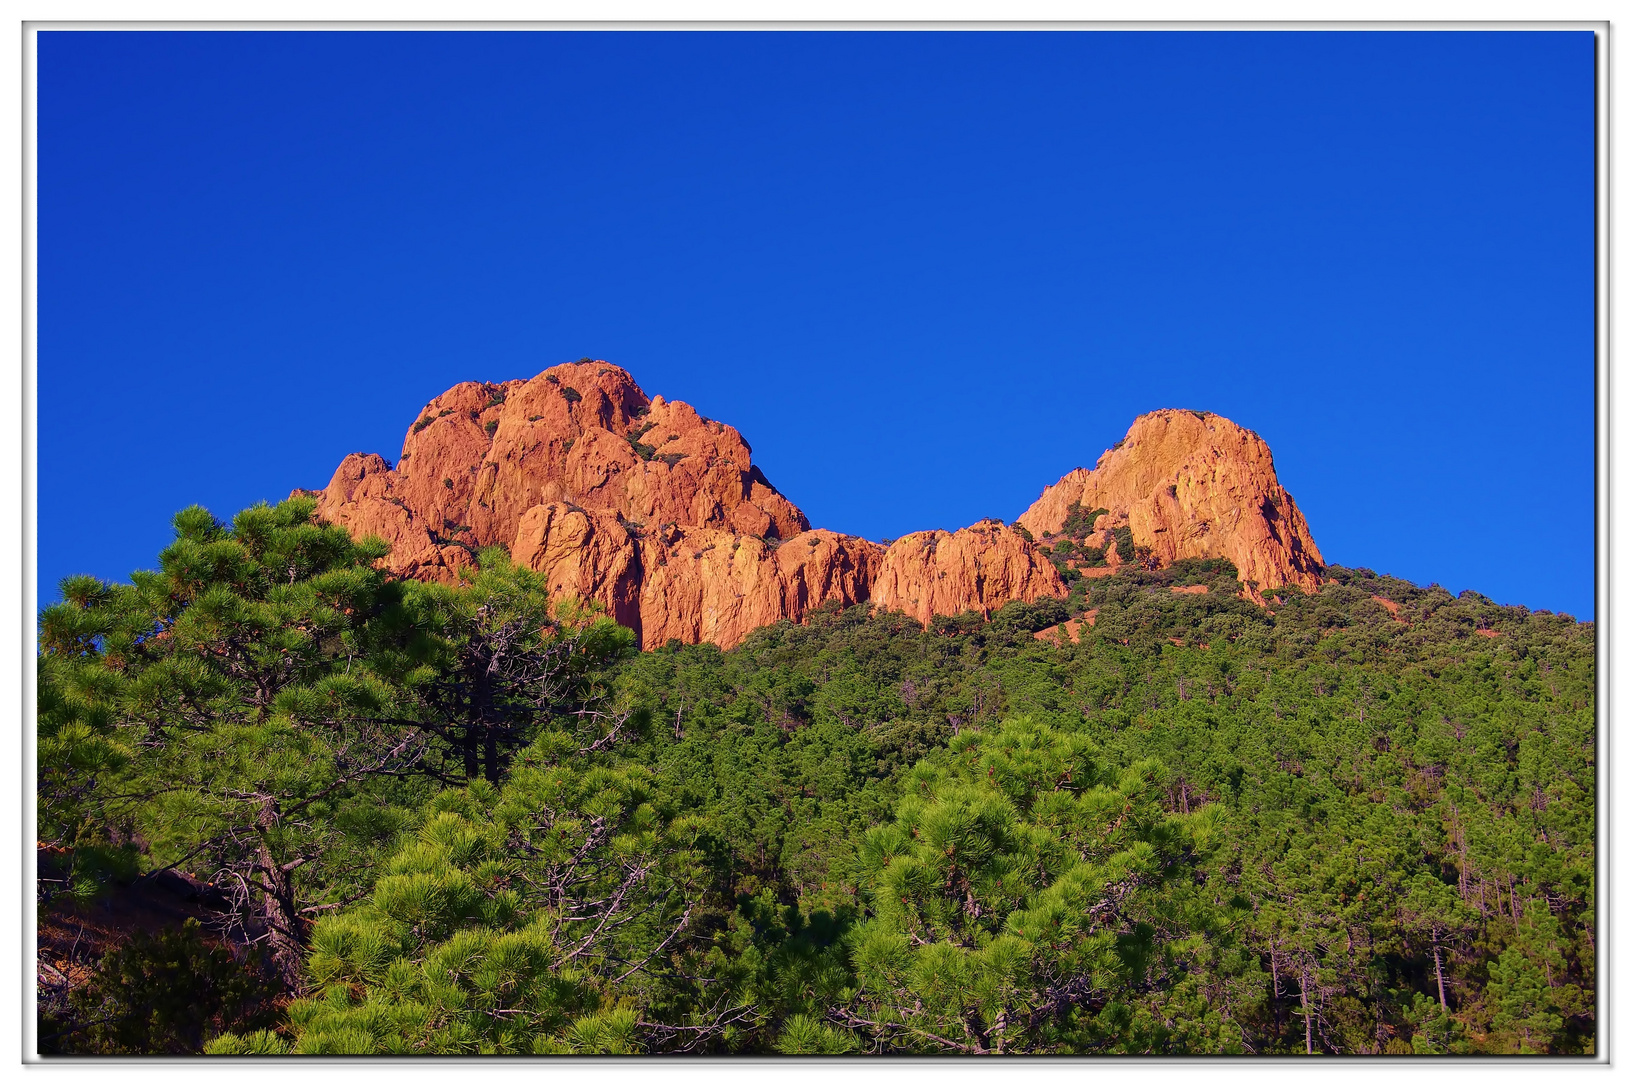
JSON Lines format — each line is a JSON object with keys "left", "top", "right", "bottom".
{"left": 963, "top": 1008, "right": 991, "bottom": 1053}
{"left": 462, "top": 723, "right": 479, "bottom": 779}
{"left": 255, "top": 849, "right": 305, "bottom": 990}
{"left": 1299, "top": 972, "right": 1313, "bottom": 1054}
{"left": 1270, "top": 938, "right": 1283, "bottom": 1037}
{"left": 484, "top": 727, "right": 501, "bottom": 785}
{"left": 252, "top": 798, "right": 306, "bottom": 991}
{"left": 1432, "top": 926, "right": 1448, "bottom": 1012}
{"left": 464, "top": 654, "right": 492, "bottom": 781}
{"left": 1455, "top": 819, "right": 1470, "bottom": 901}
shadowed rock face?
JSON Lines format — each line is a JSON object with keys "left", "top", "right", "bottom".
{"left": 1015, "top": 409, "right": 1326, "bottom": 599}
{"left": 306, "top": 368, "right": 1325, "bottom": 647}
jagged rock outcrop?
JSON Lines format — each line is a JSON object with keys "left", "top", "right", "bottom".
{"left": 636, "top": 527, "right": 882, "bottom": 648}
{"left": 1016, "top": 409, "right": 1326, "bottom": 598}
{"left": 869, "top": 522, "right": 1067, "bottom": 625}
{"left": 510, "top": 502, "right": 645, "bottom": 627}
{"left": 307, "top": 367, "right": 1328, "bottom": 649}
{"left": 507, "top": 504, "right": 882, "bottom": 648}
{"left": 305, "top": 360, "right": 881, "bottom": 649}
{"left": 312, "top": 451, "right": 479, "bottom": 580}
{"left": 309, "top": 362, "right": 792, "bottom": 553}
{"left": 307, "top": 361, "right": 809, "bottom": 585}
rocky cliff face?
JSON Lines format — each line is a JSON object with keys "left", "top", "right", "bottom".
{"left": 307, "top": 361, "right": 876, "bottom": 649}
{"left": 307, "top": 368, "right": 1326, "bottom": 648}
{"left": 310, "top": 361, "right": 809, "bottom": 586}
{"left": 635, "top": 527, "right": 881, "bottom": 648}
{"left": 869, "top": 523, "right": 1066, "bottom": 625}
{"left": 1015, "top": 409, "right": 1326, "bottom": 598}
{"left": 507, "top": 504, "right": 883, "bottom": 648}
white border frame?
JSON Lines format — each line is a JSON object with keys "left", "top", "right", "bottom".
{"left": 10, "top": 14, "right": 1615, "bottom": 1076}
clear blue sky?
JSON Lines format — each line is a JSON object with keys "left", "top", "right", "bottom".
{"left": 38, "top": 30, "right": 1595, "bottom": 619}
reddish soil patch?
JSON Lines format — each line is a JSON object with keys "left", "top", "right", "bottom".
{"left": 1033, "top": 609, "right": 1097, "bottom": 646}
{"left": 1170, "top": 584, "right": 1209, "bottom": 595}
{"left": 1476, "top": 628, "right": 1501, "bottom": 638}
{"left": 1370, "top": 596, "right": 1411, "bottom": 625}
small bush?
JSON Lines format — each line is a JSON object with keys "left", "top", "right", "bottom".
{"left": 561, "top": 386, "right": 583, "bottom": 404}
{"left": 410, "top": 406, "right": 453, "bottom": 434}
{"left": 1110, "top": 524, "right": 1136, "bottom": 563}
{"left": 626, "top": 422, "right": 658, "bottom": 460}
{"left": 1062, "top": 502, "right": 1109, "bottom": 542}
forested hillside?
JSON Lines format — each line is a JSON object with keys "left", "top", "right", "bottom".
{"left": 37, "top": 498, "right": 1595, "bottom": 1055}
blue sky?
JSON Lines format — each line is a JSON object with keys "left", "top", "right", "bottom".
{"left": 38, "top": 30, "right": 1594, "bottom": 618}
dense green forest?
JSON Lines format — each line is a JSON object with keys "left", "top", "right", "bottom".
{"left": 36, "top": 497, "right": 1596, "bottom": 1055}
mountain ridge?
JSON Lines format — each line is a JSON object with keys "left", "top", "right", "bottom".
{"left": 302, "top": 361, "right": 1324, "bottom": 648}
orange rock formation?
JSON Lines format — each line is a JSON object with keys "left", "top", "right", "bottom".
{"left": 307, "top": 368, "right": 1329, "bottom": 649}
{"left": 869, "top": 523, "right": 1066, "bottom": 625}
{"left": 306, "top": 361, "right": 879, "bottom": 649}
{"left": 1016, "top": 410, "right": 1326, "bottom": 599}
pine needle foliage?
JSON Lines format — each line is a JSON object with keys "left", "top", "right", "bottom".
{"left": 209, "top": 734, "right": 714, "bottom": 1054}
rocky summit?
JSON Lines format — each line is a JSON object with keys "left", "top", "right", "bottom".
{"left": 303, "top": 362, "right": 1324, "bottom": 648}
{"left": 1016, "top": 409, "right": 1328, "bottom": 600}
